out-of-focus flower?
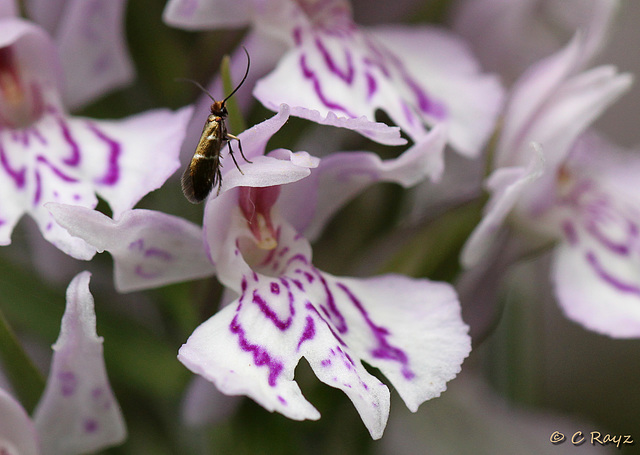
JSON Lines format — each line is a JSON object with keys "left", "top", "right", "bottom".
{"left": 48, "top": 104, "right": 471, "bottom": 439}
{"left": 0, "top": 16, "right": 192, "bottom": 258}
{"left": 461, "top": 34, "right": 637, "bottom": 337}
{"left": 164, "top": 0, "right": 504, "bottom": 157}
{"left": 0, "top": 271, "right": 126, "bottom": 455}
{"left": 452, "top": 0, "right": 619, "bottom": 84}
{"left": 23, "top": 0, "right": 135, "bottom": 109}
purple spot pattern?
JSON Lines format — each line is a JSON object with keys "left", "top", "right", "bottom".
{"left": 58, "top": 371, "right": 78, "bottom": 396}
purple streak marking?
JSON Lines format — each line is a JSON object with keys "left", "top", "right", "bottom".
{"left": 33, "top": 170, "right": 42, "bottom": 205}
{"left": 586, "top": 218, "right": 633, "bottom": 256}
{"left": 252, "top": 289, "right": 294, "bottom": 330}
{"left": 134, "top": 264, "right": 160, "bottom": 279}
{"left": 336, "top": 282, "right": 415, "bottom": 380}
{"left": 36, "top": 155, "right": 78, "bottom": 182}
{"left": 271, "top": 282, "right": 280, "bottom": 295}
{"left": 144, "top": 248, "right": 172, "bottom": 261}
{"left": 562, "top": 220, "right": 578, "bottom": 246}
{"left": 230, "top": 315, "right": 283, "bottom": 387}
{"left": 297, "top": 316, "right": 316, "bottom": 350}
{"left": 586, "top": 251, "right": 640, "bottom": 297}
{"left": 300, "top": 54, "right": 357, "bottom": 117}
{"left": 0, "top": 143, "right": 26, "bottom": 188}
{"left": 58, "top": 118, "right": 81, "bottom": 166}
{"left": 87, "top": 124, "right": 120, "bottom": 185}
{"left": 314, "top": 38, "right": 354, "bottom": 84}
{"left": 321, "top": 359, "right": 331, "bottom": 367}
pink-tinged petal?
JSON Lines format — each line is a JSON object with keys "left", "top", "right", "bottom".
{"left": 181, "top": 376, "right": 242, "bottom": 427}
{"left": 217, "top": 151, "right": 318, "bottom": 196}
{"left": 0, "top": 388, "right": 40, "bottom": 455}
{"left": 497, "top": 35, "right": 632, "bottom": 169}
{"left": 0, "top": 0, "right": 17, "bottom": 17}
{"left": 85, "top": 105, "right": 193, "bottom": 219}
{"left": 461, "top": 145, "right": 544, "bottom": 268}
{"left": 279, "top": 125, "right": 447, "bottom": 240}
{"left": 452, "top": 0, "right": 619, "bottom": 82}
{"left": 33, "top": 271, "right": 126, "bottom": 454}
{"left": 552, "top": 232, "right": 640, "bottom": 338}
{"left": 332, "top": 274, "right": 470, "bottom": 412}
{"left": 44, "top": 0, "right": 135, "bottom": 109}
{"left": 47, "top": 203, "right": 214, "bottom": 292}
{"left": 368, "top": 25, "right": 504, "bottom": 157}
{"left": 163, "top": 0, "right": 253, "bottom": 30}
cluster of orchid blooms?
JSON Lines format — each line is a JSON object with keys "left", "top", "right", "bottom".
{"left": 0, "top": 0, "right": 637, "bottom": 453}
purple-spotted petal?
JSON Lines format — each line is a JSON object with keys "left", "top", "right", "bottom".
{"left": 183, "top": 217, "right": 469, "bottom": 439}
{"left": 254, "top": 23, "right": 502, "bottom": 153}
{"left": 47, "top": 203, "right": 214, "bottom": 292}
{"left": 30, "top": 0, "right": 136, "bottom": 109}
{"left": 279, "top": 124, "right": 447, "bottom": 240}
{"left": 368, "top": 25, "right": 504, "bottom": 157}
{"left": 1, "top": 105, "right": 192, "bottom": 256}
{"left": 461, "top": 145, "right": 544, "bottom": 268}
{"left": 332, "top": 274, "right": 470, "bottom": 412}
{"left": 163, "top": 0, "right": 253, "bottom": 30}
{"left": 33, "top": 271, "right": 126, "bottom": 454}
{"left": 0, "top": 388, "right": 40, "bottom": 455}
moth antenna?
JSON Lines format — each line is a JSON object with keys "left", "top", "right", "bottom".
{"left": 222, "top": 46, "right": 250, "bottom": 104}
{"left": 174, "top": 77, "right": 217, "bottom": 102}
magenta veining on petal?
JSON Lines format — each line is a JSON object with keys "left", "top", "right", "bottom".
{"left": 87, "top": 123, "right": 121, "bottom": 185}
{"left": 336, "top": 282, "right": 415, "bottom": 380}
{"left": 229, "top": 315, "right": 284, "bottom": 387}
{"left": 586, "top": 251, "right": 640, "bottom": 297}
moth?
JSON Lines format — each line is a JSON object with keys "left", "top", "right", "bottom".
{"left": 181, "top": 48, "right": 252, "bottom": 203}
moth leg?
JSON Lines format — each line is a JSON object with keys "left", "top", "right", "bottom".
{"left": 227, "top": 133, "right": 252, "bottom": 164}
{"left": 215, "top": 160, "right": 224, "bottom": 195}
{"left": 226, "top": 139, "right": 245, "bottom": 175}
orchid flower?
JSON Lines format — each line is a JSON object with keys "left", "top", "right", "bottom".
{"left": 0, "top": 271, "right": 126, "bottom": 455}
{"left": 0, "top": 16, "right": 193, "bottom": 258}
{"left": 163, "top": 0, "right": 504, "bottom": 157}
{"left": 48, "top": 104, "right": 471, "bottom": 439}
{"left": 23, "top": 0, "right": 135, "bottom": 109}
{"left": 452, "top": 0, "right": 619, "bottom": 84}
{"left": 461, "top": 34, "right": 636, "bottom": 337}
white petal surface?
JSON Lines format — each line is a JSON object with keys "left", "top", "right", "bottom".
{"left": 461, "top": 145, "right": 544, "bottom": 268}
{"left": 184, "top": 217, "right": 470, "bottom": 439}
{"left": 50, "top": 0, "right": 135, "bottom": 109}
{"left": 47, "top": 203, "right": 214, "bottom": 292}
{"left": 0, "top": 388, "right": 40, "bottom": 455}
{"left": 163, "top": 0, "right": 252, "bottom": 30}
{"left": 33, "top": 272, "right": 126, "bottom": 455}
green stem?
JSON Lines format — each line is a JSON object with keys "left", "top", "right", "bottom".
{"left": 220, "top": 55, "right": 247, "bottom": 135}
{"left": 0, "top": 306, "right": 45, "bottom": 413}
